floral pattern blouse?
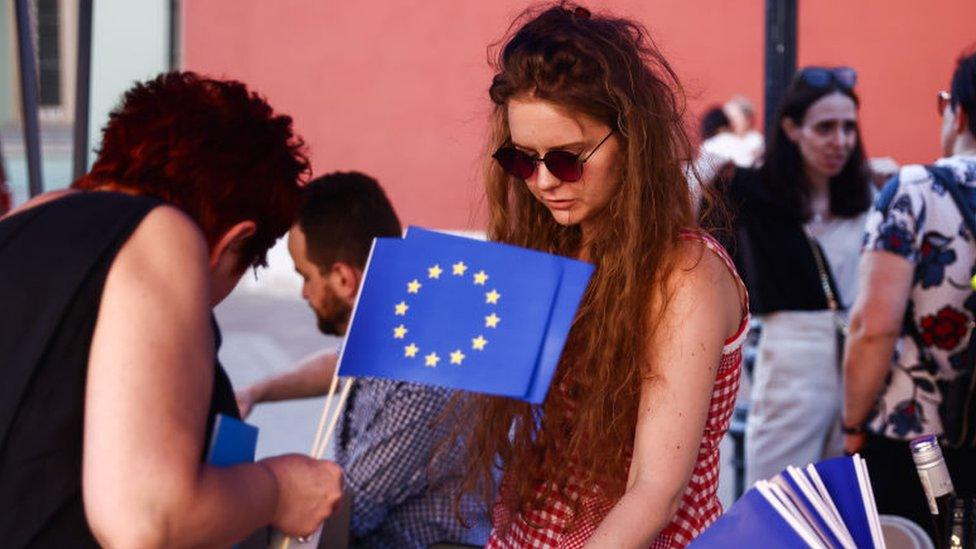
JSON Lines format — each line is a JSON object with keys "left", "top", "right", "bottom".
{"left": 862, "top": 154, "right": 976, "bottom": 440}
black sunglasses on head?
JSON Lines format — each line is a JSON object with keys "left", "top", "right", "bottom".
{"left": 492, "top": 130, "right": 614, "bottom": 182}
{"left": 798, "top": 66, "right": 857, "bottom": 90}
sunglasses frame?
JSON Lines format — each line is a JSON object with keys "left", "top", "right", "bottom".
{"left": 493, "top": 130, "right": 615, "bottom": 183}
{"left": 798, "top": 66, "right": 858, "bottom": 90}
{"left": 937, "top": 90, "right": 953, "bottom": 116}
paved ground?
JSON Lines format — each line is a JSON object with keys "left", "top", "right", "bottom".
{"left": 213, "top": 240, "right": 744, "bottom": 507}
{"left": 212, "top": 238, "right": 342, "bottom": 459}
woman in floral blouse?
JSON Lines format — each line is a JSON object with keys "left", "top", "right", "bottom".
{"left": 843, "top": 50, "right": 976, "bottom": 540}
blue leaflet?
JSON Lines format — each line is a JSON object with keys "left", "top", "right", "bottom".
{"left": 688, "top": 489, "right": 813, "bottom": 548}
{"left": 813, "top": 457, "right": 875, "bottom": 548}
{"left": 692, "top": 456, "right": 881, "bottom": 548}
{"left": 206, "top": 414, "right": 258, "bottom": 467}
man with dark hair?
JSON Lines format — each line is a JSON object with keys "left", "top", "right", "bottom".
{"left": 843, "top": 49, "right": 976, "bottom": 539}
{"left": 237, "top": 172, "right": 487, "bottom": 548}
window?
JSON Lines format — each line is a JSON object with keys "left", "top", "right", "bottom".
{"left": 36, "top": 0, "right": 60, "bottom": 107}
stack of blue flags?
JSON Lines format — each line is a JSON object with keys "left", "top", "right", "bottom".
{"left": 337, "top": 227, "right": 594, "bottom": 404}
{"left": 690, "top": 455, "right": 885, "bottom": 548}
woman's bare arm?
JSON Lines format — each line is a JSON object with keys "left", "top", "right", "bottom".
{"left": 237, "top": 350, "right": 338, "bottom": 418}
{"left": 842, "top": 251, "right": 913, "bottom": 452}
{"left": 83, "top": 205, "right": 340, "bottom": 547}
{"left": 585, "top": 242, "right": 743, "bottom": 548}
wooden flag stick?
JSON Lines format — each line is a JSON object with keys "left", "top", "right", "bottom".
{"left": 277, "top": 377, "right": 353, "bottom": 549}
{"left": 314, "top": 378, "right": 354, "bottom": 460}
{"left": 309, "top": 370, "right": 340, "bottom": 456}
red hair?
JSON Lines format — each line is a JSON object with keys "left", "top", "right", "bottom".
{"left": 450, "top": 2, "right": 698, "bottom": 534}
{"left": 74, "top": 72, "right": 309, "bottom": 267}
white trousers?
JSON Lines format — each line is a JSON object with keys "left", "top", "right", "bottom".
{"left": 744, "top": 310, "right": 844, "bottom": 487}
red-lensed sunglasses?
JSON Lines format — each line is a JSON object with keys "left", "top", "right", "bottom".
{"left": 493, "top": 130, "right": 614, "bottom": 182}
{"left": 938, "top": 90, "right": 952, "bottom": 116}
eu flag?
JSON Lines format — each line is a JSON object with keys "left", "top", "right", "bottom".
{"left": 337, "top": 227, "right": 593, "bottom": 403}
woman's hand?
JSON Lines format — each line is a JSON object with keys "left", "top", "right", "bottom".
{"left": 262, "top": 455, "right": 344, "bottom": 538}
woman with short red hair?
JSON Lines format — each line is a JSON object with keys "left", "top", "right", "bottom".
{"left": 0, "top": 72, "right": 343, "bottom": 547}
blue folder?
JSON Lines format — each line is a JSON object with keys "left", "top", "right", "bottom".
{"left": 813, "top": 457, "right": 875, "bottom": 548}
{"left": 688, "top": 488, "right": 814, "bottom": 548}
{"left": 779, "top": 470, "right": 846, "bottom": 548}
{"left": 206, "top": 414, "right": 259, "bottom": 466}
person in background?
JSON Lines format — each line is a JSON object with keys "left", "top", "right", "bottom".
{"left": 700, "top": 105, "right": 732, "bottom": 142}
{"left": 0, "top": 72, "right": 344, "bottom": 547}
{"left": 458, "top": 5, "right": 748, "bottom": 547}
{"left": 722, "top": 94, "right": 765, "bottom": 167}
{"left": 236, "top": 172, "right": 488, "bottom": 548}
{"left": 691, "top": 107, "right": 734, "bottom": 211}
{"left": 706, "top": 66, "right": 873, "bottom": 487}
{"left": 844, "top": 49, "right": 976, "bottom": 539}
{"left": 701, "top": 99, "right": 761, "bottom": 168}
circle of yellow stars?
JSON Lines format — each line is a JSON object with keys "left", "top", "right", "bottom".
{"left": 392, "top": 260, "right": 501, "bottom": 368}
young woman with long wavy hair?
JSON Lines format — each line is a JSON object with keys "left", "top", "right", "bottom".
{"left": 453, "top": 4, "right": 749, "bottom": 548}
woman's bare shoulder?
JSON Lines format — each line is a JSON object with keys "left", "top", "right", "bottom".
{"left": 666, "top": 238, "right": 744, "bottom": 332}
{"left": 115, "top": 204, "right": 209, "bottom": 277}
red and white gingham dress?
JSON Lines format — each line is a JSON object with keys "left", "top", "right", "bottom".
{"left": 486, "top": 231, "right": 749, "bottom": 548}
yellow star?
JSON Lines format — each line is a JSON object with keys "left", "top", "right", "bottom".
{"left": 452, "top": 261, "right": 468, "bottom": 276}
{"left": 485, "top": 289, "right": 501, "bottom": 304}
{"left": 428, "top": 264, "right": 443, "bottom": 279}
{"left": 471, "top": 335, "right": 488, "bottom": 351}
{"left": 425, "top": 352, "right": 440, "bottom": 367}
{"left": 395, "top": 301, "right": 409, "bottom": 315}
{"left": 473, "top": 270, "right": 489, "bottom": 285}
{"left": 404, "top": 343, "right": 419, "bottom": 358}
{"left": 393, "top": 324, "right": 407, "bottom": 339}
{"left": 450, "top": 349, "right": 466, "bottom": 365}
{"left": 407, "top": 279, "right": 422, "bottom": 294}
{"left": 485, "top": 313, "right": 500, "bottom": 328}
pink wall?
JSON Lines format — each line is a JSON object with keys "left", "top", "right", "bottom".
{"left": 183, "top": 1, "right": 973, "bottom": 230}
{"left": 798, "top": 0, "right": 976, "bottom": 167}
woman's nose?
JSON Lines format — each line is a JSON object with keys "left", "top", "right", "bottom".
{"left": 534, "top": 162, "right": 563, "bottom": 190}
{"left": 830, "top": 127, "right": 854, "bottom": 147}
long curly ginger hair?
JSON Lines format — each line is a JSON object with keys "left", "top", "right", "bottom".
{"left": 448, "top": 2, "right": 703, "bottom": 533}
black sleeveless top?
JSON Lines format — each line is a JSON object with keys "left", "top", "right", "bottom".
{"left": 705, "top": 168, "right": 842, "bottom": 315}
{"left": 0, "top": 192, "right": 239, "bottom": 547}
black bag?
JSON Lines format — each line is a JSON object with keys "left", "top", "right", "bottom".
{"left": 927, "top": 166, "right": 976, "bottom": 448}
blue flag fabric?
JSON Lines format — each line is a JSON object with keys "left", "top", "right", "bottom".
{"left": 337, "top": 227, "right": 593, "bottom": 403}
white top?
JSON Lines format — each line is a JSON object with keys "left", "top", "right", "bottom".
{"left": 701, "top": 131, "right": 764, "bottom": 168}
{"left": 806, "top": 211, "right": 870, "bottom": 309}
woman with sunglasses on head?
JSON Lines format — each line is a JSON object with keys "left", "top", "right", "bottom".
{"left": 453, "top": 4, "right": 749, "bottom": 548}
{"left": 705, "top": 66, "right": 873, "bottom": 486}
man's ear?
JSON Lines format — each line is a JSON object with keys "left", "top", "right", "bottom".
{"left": 209, "top": 220, "right": 257, "bottom": 272}
{"left": 330, "top": 261, "right": 363, "bottom": 304}
{"left": 781, "top": 118, "right": 801, "bottom": 143}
